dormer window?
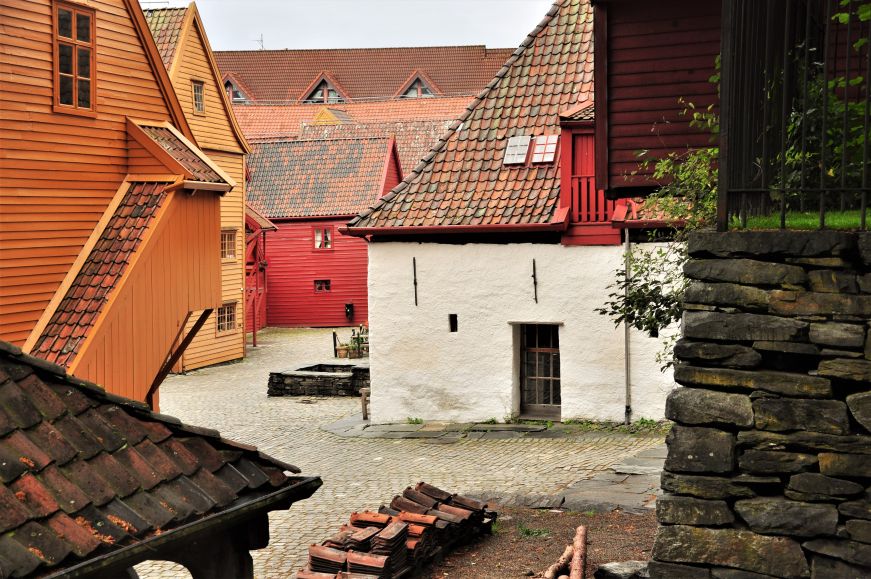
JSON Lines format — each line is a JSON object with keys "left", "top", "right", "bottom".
{"left": 224, "top": 80, "right": 247, "bottom": 103}
{"left": 503, "top": 135, "right": 532, "bottom": 165}
{"left": 402, "top": 78, "right": 434, "bottom": 98}
{"left": 531, "top": 135, "right": 559, "bottom": 163}
{"left": 305, "top": 81, "right": 344, "bottom": 104}
{"left": 54, "top": 1, "right": 95, "bottom": 113}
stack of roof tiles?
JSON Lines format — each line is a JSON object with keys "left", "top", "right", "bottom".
{"left": 297, "top": 482, "right": 496, "bottom": 579}
{"left": 0, "top": 341, "right": 320, "bottom": 577}
{"left": 347, "top": 0, "right": 594, "bottom": 231}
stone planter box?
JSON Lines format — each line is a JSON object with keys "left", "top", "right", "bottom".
{"left": 268, "top": 360, "right": 370, "bottom": 397}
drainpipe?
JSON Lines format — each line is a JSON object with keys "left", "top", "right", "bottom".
{"left": 624, "top": 232, "right": 632, "bottom": 425}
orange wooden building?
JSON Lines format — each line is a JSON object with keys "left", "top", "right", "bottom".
{"left": 0, "top": 0, "right": 232, "bottom": 404}
{"left": 144, "top": 3, "right": 251, "bottom": 371}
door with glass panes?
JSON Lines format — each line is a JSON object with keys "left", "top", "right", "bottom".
{"left": 520, "top": 324, "right": 561, "bottom": 419}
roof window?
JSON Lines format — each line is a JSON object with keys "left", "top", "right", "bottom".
{"left": 503, "top": 135, "right": 532, "bottom": 165}
{"left": 531, "top": 134, "right": 559, "bottom": 163}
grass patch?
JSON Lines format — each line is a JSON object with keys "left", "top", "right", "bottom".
{"left": 517, "top": 521, "right": 550, "bottom": 539}
{"left": 734, "top": 209, "right": 867, "bottom": 231}
{"left": 406, "top": 417, "right": 423, "bottom": 425}
{"left": 560, "top": 418, "right": 672, "bottom": 435}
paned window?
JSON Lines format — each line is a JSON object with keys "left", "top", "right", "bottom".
{"left": 503, "top": 135, "right": 532, "bottom": 165}
{"left": 192, "top": 80, "right": 205, "bottom": 114}
{"left": 314, "top": 227, "right": 333, "bottom": 249}
{"left": 220, "top": 229, "right": 237, "bottom": 259}
{"left": 531, "top": 134, "right": 560, "bottom": 163}
{"left": 402, "top": 79, "right": 434, "bottom": 98}
{"left": 314, "top": 279, "right": 331, "bottom": 293}
{"left": 304, "top": 81, "right": 343, "bottom": 104}
{"left": 216, "top": 302, "right": 237, "bottom": 333}
{"left": 54, "top": 1, "right": 95, "bottom": 112}
{"left": 225, "top": 81, "right": 246, "bottom": 103}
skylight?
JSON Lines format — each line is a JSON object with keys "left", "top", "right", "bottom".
{"left": 503, "top": 135, "right": 532, "bottom": 165}
{"left": 531, "top": 134, "right": 559, "bottom": 163}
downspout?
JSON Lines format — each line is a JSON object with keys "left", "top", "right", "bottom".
{"left": 624, "top": 232, "right": 632, "bottom": 425}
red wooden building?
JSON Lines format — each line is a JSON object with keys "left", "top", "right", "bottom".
{"left": 244, "top": 203, "right": 276, "bottom": 335}
{"left": 246, "top": 137, "right": 401, "bottom": 326}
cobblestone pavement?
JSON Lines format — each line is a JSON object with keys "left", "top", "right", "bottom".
{"left": 136, "top": 328, "right": 663, "bottom": 579}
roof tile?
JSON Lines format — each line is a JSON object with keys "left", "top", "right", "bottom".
{"left": 0, "top": 484, "right": 32, "bottom": 533}
{"left": 45, "top": 512, "right": 102, "bottom": 558}
{"left": 142, "top": 8, "right": 188, "bottom": 69}
{"left": 11, "top": 521, "right": 71, "bottom": 566}
{"left": 10, "top": 474, "right": 59, "bottom": 519}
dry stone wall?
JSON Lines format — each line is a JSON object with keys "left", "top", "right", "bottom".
{"left": 651, "top": 231, "right": 871, "bottom": 579}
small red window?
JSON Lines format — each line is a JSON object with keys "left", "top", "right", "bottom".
{"left": 54, "top": 1, "right": 96, "bottom": 113}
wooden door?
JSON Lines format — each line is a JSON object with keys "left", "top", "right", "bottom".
{"left": 520, "top": 324, "right": 561, "bottom": 420}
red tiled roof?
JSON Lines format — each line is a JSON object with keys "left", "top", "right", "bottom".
{"left": 298, "top": 120, "right": 453, "bottom": 180}
{"left": 246, "top": 137, "right": 394, "bottom": 219}
{"left": 215, "top": 46, "right": 514, "bottom": 103}
{"left": 348, "top": 0, "right": 594, "bottom": 231}
{"left": 142, "top": 7, "right": 188, "bottom": 69}
{"left": 138, "top": 125, "right": 225, "bottom": 183}
{"left": 0, "top": 342, "right": 320, "bottom": 578}
{"left": 233, "top": 96, "right": 473, "bottom": 141}
{"left": 33, "top": 182, "right": 171, "bottom": 367}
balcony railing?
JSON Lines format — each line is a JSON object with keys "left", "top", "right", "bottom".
{"left": 571, "top": 175, "right": 615, "bottom": 223}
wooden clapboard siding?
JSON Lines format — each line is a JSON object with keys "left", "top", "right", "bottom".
{"left": 266, "top": 218, "right": 369, "bottom": 327}
{"left": 72, "top": 190, "right": 221, "bottom": 400}
{"left": 597, "top": 0, "right": 720, "bottom": 191}
{"left": 0, "top": 0, "right": 185, "bottom": 345}
{"left": 155, "top": 6, "right": 249, "bottom": 371}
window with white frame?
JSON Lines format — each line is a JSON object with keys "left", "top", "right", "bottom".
{"left": 191, "top": 80, "right": 205, "bottom": 114}
{"left": 220, "top": 229, "right": 237, "bottom": 260}
{"left": 503, "top": 135, "right": 532, "bottom": 165}
{"left": 216, "top": 302, "right": 237, "bottom": 333}
{"left": 314, "top": 227, "right": 333, "bottom": 249}
{"left": 531, "top": 134, "right": 559, "bottom": 163}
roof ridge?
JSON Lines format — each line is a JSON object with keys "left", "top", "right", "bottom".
{"left": 252, "top": 135, "right": 391, "bottom": 145}
{"left": 233, "top": 94, "right": 479, "bottom": 106}
{"left": 215, "top": 45, "right": 512, "bottom": 54}
{"left": 347, "top": 0, "right": 567, "bottom": 228}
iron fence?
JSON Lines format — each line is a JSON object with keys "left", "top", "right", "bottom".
{"left": 718, "top": 0, "right": 871, "bottom": 230}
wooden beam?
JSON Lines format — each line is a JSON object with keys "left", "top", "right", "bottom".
{"left": 146, "top": 309, "right": 212, "bottom": 408}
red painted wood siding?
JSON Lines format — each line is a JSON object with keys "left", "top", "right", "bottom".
{"left": 266, "top": 218, "right": 368, "bottom": 327}
{"left": 600, "top": 0, "right": 720, "bottom": 191}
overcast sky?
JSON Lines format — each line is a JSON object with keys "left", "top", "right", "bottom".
{"left": 140, "top": 0, "right": 555, "bottom": 51}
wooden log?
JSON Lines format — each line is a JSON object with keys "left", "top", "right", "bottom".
{"left": 543, "top": 545, "right": 573, "bottom": 579}
{"left": 569, "top": 526, "right": 587, "bottom": 579}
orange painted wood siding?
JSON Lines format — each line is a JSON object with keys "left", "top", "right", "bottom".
{"left": 72, "top": 190, "right": 221, "bottom": 400}
{"left": 0, "top": 0, "right": 178, "bottom": 345}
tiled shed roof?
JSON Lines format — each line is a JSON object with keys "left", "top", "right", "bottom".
{"left": 33, "top": 182, "right": 172, "bottom": 368}
{"left": 215, "top": 46, "right": 514, "bottom": 102}
{"left": 233, "top": 96, "right": 473, "bottom": 141}
{"left": 138, "top": 125, "right": 225, "bottom": 183}
{"left": 0, "top": 341, "right": 319, "bottom": 578}
{"left": 246, "top": 137, "right": 394, "bottom": 219}
{"left": 348, "top": 0, "right": 594, "bottom": 231}
{"left": 142, "top": 7, "right": 188, "bottom": 69}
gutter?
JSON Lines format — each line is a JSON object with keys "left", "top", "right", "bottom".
{"left": 47, "top": 476, "right": 322, "bottom": 578}
{"left": 624, "top": 233, "right": 632, "bottom": 425}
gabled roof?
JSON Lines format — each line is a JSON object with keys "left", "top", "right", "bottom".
{"left": 394, "top": 70, "right": 443, "bottom": 98}
{"left": 347, "top": 0, "right": 593, "bottom": 233}
{"left": 0, "top": 341, "right": 319, "bottom": 577}
{"left": 215, "top": 45, "right": 514, "bottom": 103}
{"left": 233, "top": 96, "right": 473, "bottom": 141}
{"left": 245, "top": 204, "right": 278, "bottom": 232}
{"left": 142, "top": 6, "right": 188, "bottom": 68}
{"left": 137, "top": 124, "right": 228, "bottom": 184}
{"left": 246, "top": 137, "right": 397, "bottom": 219}
{"left": 298, "top": 71, "right": 350, "bottom": 103}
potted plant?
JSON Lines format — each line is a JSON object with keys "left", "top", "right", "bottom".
{"left": 336, "top": 339, "right": 349, "bottom": 358}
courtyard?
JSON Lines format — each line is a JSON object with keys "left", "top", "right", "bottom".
{"left": 136, "top": 328, "right": 663, "bottom": 578}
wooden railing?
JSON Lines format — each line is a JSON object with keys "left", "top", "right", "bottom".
{"left": 571, "top": 176, "right": 614, "bottom": 223}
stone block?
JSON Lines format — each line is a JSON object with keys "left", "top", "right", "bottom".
{"left": 846, "top": 520, "right": 871, "bottom": 544}
{"left": 770, "top": 291, "right": 871, "bottom": 317}
{"left": 648, "top": 561, "right": 710, "bottom": 579}
{"left": 656, "top": 494, "right": 735, "bottom": 526}
{"left": 820, "top": 453, "right": 871, "bottom": 478}
{"left": 688, "top": 230, "right": 855, "bottom": 259}
{"left": 738, "top": 450, "right": 818, "bottom": 474}
{"left": 593, "top": 561, "right": 649, "bottom": 579}
{"left": 810, "top": 554, "right": 871, "bottom": 578}
{"left": 683, "top": 311, "right": 808, "bottom": 342}
{"left": 652, "top": 525, "right": 809, "bottom": 577}
{"left": 674, "top": 365, "right": 832, "bottom": 398}
{"left": 684, "top": 282, "right": 770, "bottom": 310}
{"left": 752, "top": 341, "right": 820, "bottom": 355}
{"left": 803, "top": 538, "right": 871, "bottom": 568}
{"left": 661, "top": 472, "right": 756, "bottom": 499}
{"left": 818, "top": 358, "right": 871, "bottom": 382}
{"left": 738, "top": 430, "right": 871, "bottom": 454}
{"left": 859, "top": 233, "right": 871, "bottom": 266}
{"left": 809, "top": 323, "right": 865, "bottom": 347}
{"left": 674, "top": 340, "right": 762, "bottom": 368}
{"left": 665, "top": 426, "right": 736, "bottom": 474}
{"left": 839, "top": 498, "right": 871, "bottom": 520}
{"left": 684, "top": 258, "right": 806, "bottom": 287}
{"left": 734, "top": 497, "right": 838, "bottom": 537}
{"left": 808, "top": 270, "right": 858, "bottom": 294}
{"left": 665, "top": 388, "right": 753, "bottom": 427}
{"left": 752, "top": 399, "right": 850, "bottom": 435}
{"left": 710, "top": 570, "right": 778, "bottom": 579}
{"left": 847, "top": 392, "right": 871, "bottom": 433}
{"left": 858, "top": 273, "right": 871, "bottom": 294}
{"left": 788, "top": 473, "right": 864, "bottom": 499}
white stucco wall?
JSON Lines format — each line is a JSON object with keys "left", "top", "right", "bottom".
{"left": 366, "top": 241, "right": 675, "bottom": 424}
